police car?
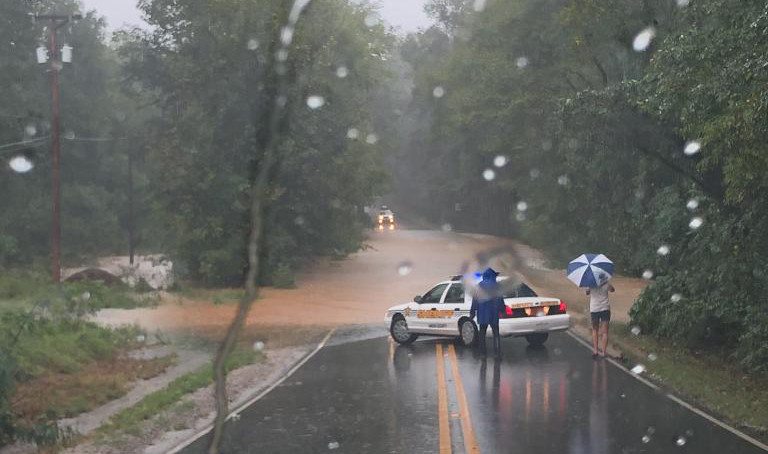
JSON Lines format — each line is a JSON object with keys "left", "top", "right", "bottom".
{"left": 385, "top": 274, "right": 569, "bottom": 347}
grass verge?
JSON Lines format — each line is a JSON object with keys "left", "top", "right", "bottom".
{"left": 98, "top": 347, "right": 263, "bottom": 436}
{"left": 608, "top": 322, "right": 768, "bottom": 440}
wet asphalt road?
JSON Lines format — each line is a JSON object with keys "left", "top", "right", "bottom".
{"left": 179, "top": 332, "right": 765, "bottom": 454}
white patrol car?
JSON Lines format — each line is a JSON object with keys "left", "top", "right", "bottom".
{"left": 385, "top": 274, "right": 570, "bottom": 347}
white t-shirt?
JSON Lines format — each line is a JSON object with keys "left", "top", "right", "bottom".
{"left": 589, "top": 282, "right": 613, "bottom": 313}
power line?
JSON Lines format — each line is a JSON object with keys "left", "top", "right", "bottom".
{"left": 0, "top": 137, "right": 49, "bottom": 154}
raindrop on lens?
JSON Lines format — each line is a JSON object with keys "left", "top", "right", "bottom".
{"left": 473, "top": 0, "right": 486, "bottom": 11}
{"left": 676, "top": 436, "right": 687, "bottom": 447}
{"left": 253, "top": 341, "right": 265, "bottom": 351}
{"left": 364, "top": 13, "right": 379, "bottom": 27}
{"left": 557, "top": 175, "right": 570, "bottom": 186}
{"left": 81, "top": 291, "right": 91, "bottom": 301}
{"left": 684, "top": 140, "right": 701, "bottom": 156}
{"left": 294, "top": 216, "right": 305, "bottom": 226}
{"left": 676, "top": 0, "right": 690, "bottom": 7}
{"left": 689, "top": 217, "right": 703, "bottom": 229}
{"left": 642, "top": 435, "right": 651, "bottom": 444}
{"left": 517, "top": 201, "right": 528, "bottom": 212}
{"left": 529, "top": 168, "right": 540, "bottom": 179}
{"left": 441, "top": 223, "right": 452, "bottom": 232}
{"left": 647, "top": 353, "right": 658, "bottom": 361}
{"left": 516, "top": 56, "right": 529, "bottom": 68}
{"left": 542, "top": 140, "right": 553, "bottom": 150}
{"left": 630, "top": 326, "right": 641, "bottom": 336}
{"left": 671, "top": 293, "right": 682, "bottom": 303}
{"left": 493, "top": 155, "right": 508, "bottom": 167}
{"left": 336, "top": 66, "right": 348, "bottom": 78}
{"left": 247, "top": 38, "right": 259, "bottom": 50}
{"left": 64, "top": 130, "right": 75, "bottom": 140}
{"left": 686, "top": 198, "right": 699, "bottom": 210}
{"left": 136, "top": 334, "right": 146, "bottom": 343}
{"left": 432, "top": 86, "right": 445, "bottom": 98}
{"left": 25, "top": 124, "right": 37, "bottom": 137}
{"left": 9, "top": 155, "right": 33, "bottom": 173}
{"left": 306, "top": 95, "right": 325, "bottom": 109}
{"left": 657, "top": 245, "right": 670, "bottom": 256}
{"left": 633, "top": 27, "right": 656, "bottom": 52}
{"left": 277, "top": 49, "right": 288, "bottom": 62}
{"left": 280, "top": 26, "right": 294, "bottom": 46}
{"left": 631, "top": 364, "right": 646, "bottom": 374}
{"left": 346, "top": 128, "right": 359, "bottom": 140}
{"left": 365, "top": 134, "right": 378, "bottom": 145}
{"left": 397, "top": 261, "right": 413, "bottom": 276}
{"left": 515, "top": 212, "right": 526, "bottom": 222}
{"left": 482, "top": 169, "right": 495, "bottom": 181}
{"left": 328, "top": 441, "right": 340, "bottom": 450}
{"left": 642, "top": 270, "right": 654, "bottom": 279}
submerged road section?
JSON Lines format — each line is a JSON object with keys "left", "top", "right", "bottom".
{"left": 178, "top": 332, "right": 765, "bottom": 454}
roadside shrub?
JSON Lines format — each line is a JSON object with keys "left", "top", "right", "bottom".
{"left": 271, "top": 262, "right": 296, "bottom": 288}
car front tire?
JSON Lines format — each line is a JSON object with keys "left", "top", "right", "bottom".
{"left": 525, "top": 333, "right": 549, "bottom": 346}
{"left": 390, "top": 316, "right": 418, "bottom": 344}
{"left": 459, "top": 319, "right": 478, "bottom": 346}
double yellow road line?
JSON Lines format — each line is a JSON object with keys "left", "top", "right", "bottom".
{"left": 435, "top": 343, "right": 481, "bottom": 454}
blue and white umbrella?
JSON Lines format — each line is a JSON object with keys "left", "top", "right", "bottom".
{"left": 567, "top": 253, "right": 614, "bottom": 288}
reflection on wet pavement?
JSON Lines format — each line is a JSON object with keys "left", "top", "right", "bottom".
{"left": 179, "top": 332, "right": 765, "bottom": 454}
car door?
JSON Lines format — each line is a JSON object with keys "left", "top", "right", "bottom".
{"left": 412, "top": 283, "right": 449, "bottom": 333}
{"left": 440, "top": 283, "right": 467, "bottom": 335}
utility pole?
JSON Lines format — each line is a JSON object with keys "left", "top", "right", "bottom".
{"left": 35, "top": 13, "right": 81, "bottom": 283}
{"left": 128, "top": 149, "right": 135, "bottom": 265}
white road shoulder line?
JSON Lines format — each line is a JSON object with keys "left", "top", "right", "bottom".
{"left": 165, "top": 328, "right": 337, "bottom": 454}
{"left": 566, "top": 330, "right": 768, "bottom": 452}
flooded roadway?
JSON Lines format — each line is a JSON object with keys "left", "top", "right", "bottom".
{"left": 176, "top": 331, "right": 764, "bottom": 454}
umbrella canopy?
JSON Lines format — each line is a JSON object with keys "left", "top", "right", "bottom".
{"left": 567, "top": 254, "right": 614, "bottom": 288}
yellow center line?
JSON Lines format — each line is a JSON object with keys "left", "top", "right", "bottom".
{"left": 435, "top": 343, "right": 452, "bottom": 454}
{"left": 447, "top": 344, "right": 482, "bottom": 454}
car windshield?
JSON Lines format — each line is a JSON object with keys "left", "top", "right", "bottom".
{"left": 2, "top": 1, "right": 763, "bottom": 454}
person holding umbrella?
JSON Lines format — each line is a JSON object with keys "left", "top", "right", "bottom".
{"left": 470, "top": 268, "right": 506, "bottom": 359}
{"left": 567, "top": 254, "right": 615, "bottom": 359}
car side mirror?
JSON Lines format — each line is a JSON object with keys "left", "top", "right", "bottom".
{"left": 413, "top": 295, "right": 422, "bottom": 303}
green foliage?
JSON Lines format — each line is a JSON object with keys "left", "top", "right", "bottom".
{"left": 271, "top": 262, "right": 296, "bottom": 289}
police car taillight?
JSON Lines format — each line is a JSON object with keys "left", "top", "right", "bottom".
{"left": 559, "top": 302, "right": 567, "bottom": 313}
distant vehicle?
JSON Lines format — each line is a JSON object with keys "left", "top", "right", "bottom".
{"left": 377, "top": 207, "right": 395, "bottom": 230}
{"left": 385, "top": 274, "right": 569, "bottom": 346}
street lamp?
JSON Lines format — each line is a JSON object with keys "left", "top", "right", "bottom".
{"left": 34, "top": 12, "right": 80, "bottom": 283}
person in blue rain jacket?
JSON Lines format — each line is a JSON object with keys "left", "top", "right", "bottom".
{"left": 470, "top": 268, "right": 506, "bottom": 358}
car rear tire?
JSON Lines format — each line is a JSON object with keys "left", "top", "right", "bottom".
{"left": 525, "top": 333, "right": 549, "bottom": 346}
{"left": 459, "top": 319, "right": 478, "bottom": 346}
{"left": 390, "top": 316, "right": 418, "bottom": 344}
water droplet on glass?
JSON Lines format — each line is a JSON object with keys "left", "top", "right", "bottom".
{"left": 517, "top": 201, "right": 528, "bottom": 212}
{"left": 516, "top": 56, "right": 529, "bottom": 68}
{"left": 542, "top": 140, "right": 553, "bottom": 150}
{"left": 81, "top": 291, "right": 91, "bottom": 301}
{"left": 330, "top": 199, "right": 341, "bottom": 209}
{"left": 136, "top": 334, "right": 146, "bottom": 343}
{"left": 647, "top": 426, "right": 656, "bottom": 435}
{"left": 493, "top": 155, "right": 507, "bottom": 167}
{"left": 684, "top": 140, "right": 701, "bottom": 156}
{"left": 131, "top": 80, "right": 143, "bottom": 92}
{"left": 336, "top": 66, "right": 348, "bottom": 78}
{"left": 277, "top": 96, "right": 288, "bottom": 108}
{"left": 441, "top": 223, "right": 452, "bottom": 232}
{"left": 253, "top": 341, "right": 265, "bottom": 351}
{"left": 689, "top": 217, "right": 704, "bottom": 229}
{"left": 365, "top": 133, "right": 378, "bottom": 145}
{"left": 397, "top": 261, "right": 413, "bottom": 276}
{"left": 529, "top": 168, "right": 540, "bottom": 179}
{"left": 9, "top": 155, "right": 33, "bottom": 173}
{"left": 346, "top": 128, "right": 359, "bottom": 139}
{"left": 631, "top": 326, "right": 641, "bottom": 336}
{"left": 633, "top": 27, "right": 656, "bottom": 52}
{"left": 515, "top": 212, "right": 527, "bottom": 222}
{"left": 553, "top": 348, "right": 562, "bottom": 355}
{"left": 676, "top": 0, "right": 690, "bottom": 7}
{"left": 277, "top": 49, "right": 288, "bottom": 62}
{"left": 671, "top": 293, "right": 683, "bottom": 303}
{"left": 64, "top": 130, "right": 75, "bottom": 140}
{"left": 294, "top": 216, "right": 305, "bottom": 226}
{"left": 433, "top": 86, "right": 445, "bottom": 98}
{"left": 642, "top": 435, "right": 651, "bottom": 444}
{"left": 657, "top": 245, "right": 670, "bottom": 256}
{"left": 247, "top": 38, "right": 259, "bottom": 50}
{"left": 364, "top": 13, "right": 379, "bottom": 27}
{"left": 557, "top": 175, "right": 570, "bottom": 186}
{"left": 675, "top": 436, "right": 687, "bottom": 447}
{"left": 280, "top": 26, "right": 294, "bottom": 46}
{"left": 686, "top": 198, "right": 699, "bottom": 210}
{"left": 685, "top": 429, "right": 694, "bottom": 437}
{"left": 328, "top": 441, "right": 340, "bottom": 450}
{"left": 647, "top": 353, "right": 658, "bottom": 361}
{"left": 307, "top": 95, "right": 325, "bottom": 109}
{"left": 642, "top": 269, "right": 654, "bottom": 280}
{"left": 482, "top": 169, "right": 495, "bottom": 181}
{"left": 473, "top": 0, "right": 487, "bottom": 12}
{"left": 631, "top": 364, "right": 646, "bottom": 374}
{"left": 25, "top": 124, "right": 37, "bottom": 137}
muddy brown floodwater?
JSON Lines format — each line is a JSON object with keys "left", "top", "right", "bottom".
{"left": 93, "top": 228, "right": 646, "bottom": 337}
